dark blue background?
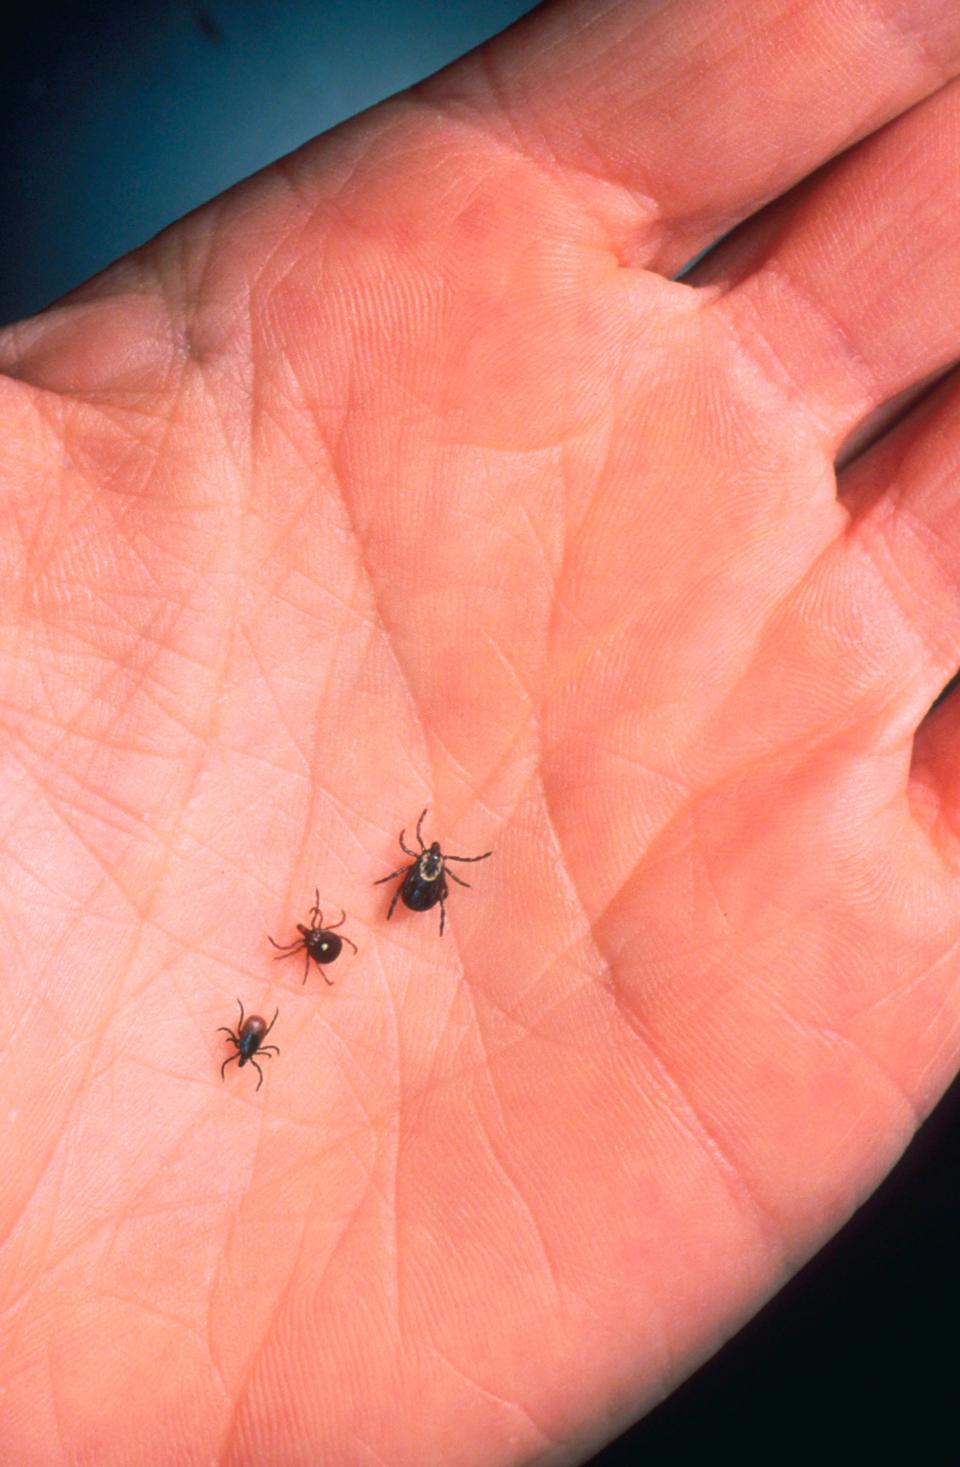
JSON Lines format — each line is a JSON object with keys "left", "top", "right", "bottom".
{"left": 2, "top": 2, "right": 958, "bottom": 1461}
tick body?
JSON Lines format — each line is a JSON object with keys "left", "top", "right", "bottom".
{"left": 269, "top": 891, "right": 358, "bottom": 985}
{"left": 219, "top": 1000, "right": 279, "bottom": 1091}
{"left": 375, "top": 808, "right": 492, "bottom": 936}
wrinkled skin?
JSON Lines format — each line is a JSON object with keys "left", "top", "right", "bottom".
{"left": 3, "top": 1, "right": 960, "bottom": 1462}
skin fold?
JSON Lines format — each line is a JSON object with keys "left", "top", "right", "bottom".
{"left": 1, "top": 0, "right": 960, "bottom": 1461}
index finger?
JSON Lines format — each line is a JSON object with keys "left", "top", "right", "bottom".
{"left": 427, "top": 0, "right": 960, "bottom": 274}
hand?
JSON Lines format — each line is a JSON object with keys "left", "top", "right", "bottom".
{"left": 2, "top": 1, "right": 959, "bottom": 1462}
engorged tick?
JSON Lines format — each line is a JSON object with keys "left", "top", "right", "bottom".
{"left": 219, "top": 999, "right": 279, "bottom": 1091}
{"left": 374, "top": 808, "right": 492, "bottom": 936}
{"left": 268, "top": 891, "right": 357, "bottom": 985}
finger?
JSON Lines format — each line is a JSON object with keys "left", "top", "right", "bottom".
{"left": 836, "top": 367, "right": 960, "bottom": 712}
{"left": 429, "top": 0, "right": 960, "bottom": 275}
{"left": 733, "top": 368, "right": 960, "bottom": 784}
{"left": 596, "top": 372, "right": 960, "bottom": 860}
{"left": 701, "top": 77, "right": 960, "bottom": 451}
{"left": 910, "top": 681, "right": 960, "bottom": 860}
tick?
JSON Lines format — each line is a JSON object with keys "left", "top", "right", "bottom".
{"left": 375, "top": 807, "right": 492, "bottom": 935}
{"left": 268, "top": 891, "right": 358, "bottom": 984}
{"left": 219, "top": 999, "right": 279, "bottom": 1091}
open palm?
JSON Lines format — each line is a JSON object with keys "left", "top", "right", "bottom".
{"left": 3, "top": 2, "right": 960, "bottom": 1462}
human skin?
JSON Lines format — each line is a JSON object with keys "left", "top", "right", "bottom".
{"left": 1, "top": 0, "right": 960, "bottom": 1461}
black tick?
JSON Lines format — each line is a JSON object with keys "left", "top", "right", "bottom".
{"left": 375, "top": 807, "right": 492, "bottom": 935}
{"left": 219, "top": 999, "right": 279, "bottom": 1091}
{"left": 268, "top": 891, "right": 357, "bottom": 984}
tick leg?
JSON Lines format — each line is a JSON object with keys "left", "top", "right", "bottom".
{"left": 236, "top": 997, "right": 246, "bottom": 1028}
{"left": 251, "top": 1059, "right": 265, "bottom": 1091}
{"left": 310, "top": 888, "right": 323, "bottom": 925}
{"left": 271, "top": 939, "right": 305, "bottom": 966}
{"left": 258, "top": 1044, "right": 280, "bottom": 1057}
{"left": 220, "top": 1053, "right": 237, "bottom": 1081}
{"left": 303, "top": 949, "right": 310, "bottom": 985}
{"left": 376, "top": 864, "right": 412, "bottom": 886}
{"left": 217, "top": 1028, "right": 240, "bottom": 1041}
{"left": 438, "top": 894, "right": 446, "bottom": 937}
{"left": 447, "top": 869, "right": 472, "bottom": 888}
{"left": 269, "top": 935, "right": 303, "bottom": 953}
{"left": 444, "top": 849, "right": 493, "bottom": 863}
{"left": 398, "top": 828, "right": 417, "bottom": 858}
{"left": 328, "top": 908, "right": 358, "bottom": 953}
{"left": 273, "top": 944, "right": 305, "bottom": 966}
{"left": 414, "top": 808, "right": 428, "bottom": 850}
{"left": 386, "top": 885, "right": 403, "bottom": 921}
{"left": 263, "top": 1008, "right": 280, "bottom": 1038}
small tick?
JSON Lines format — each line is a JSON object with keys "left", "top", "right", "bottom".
{"left": 375, "top": 808, "right": 492, "bottom": 936}
{"left": 219, "top": 999, "right": 279, "bottom": 1091}
{"left": 268, "top": 891, "right": 358, "bottom": 985}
